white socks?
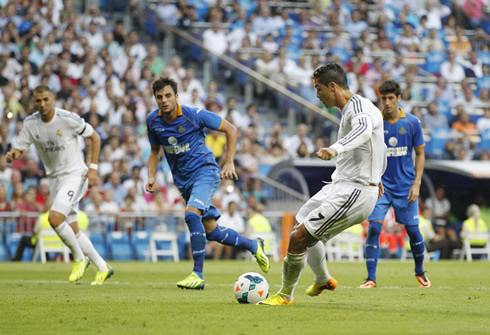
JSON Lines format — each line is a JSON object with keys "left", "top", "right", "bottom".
{"left": 76, "top": 231, "right": 107, "bottom": 272}
{"left": 307, "top": 242, "right": 331, "bottom": 284}
{"left": 279, "top": 251, "right": 307, "bottom": 300}
{"left": 54, "top": 222, "right": 84, "bottom": 261}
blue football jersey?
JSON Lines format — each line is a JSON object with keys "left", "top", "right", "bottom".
{"left": 146, "top": 104, "right": 223, "bottom": 190}
{"left": 382, "top": 109, "right": 425, "bottom": 197}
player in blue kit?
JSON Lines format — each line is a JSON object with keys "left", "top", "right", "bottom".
{"left": 360, "top": 80, "right": 431, "bottom": 289}
{"left": 145, "top": 77, "right": 270, "bottom": 290}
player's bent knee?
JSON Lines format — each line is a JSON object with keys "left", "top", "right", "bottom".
{"left": 48, "top": 211, "right": 65, "bottom": 228}
{"left": 288, "top": 225, "right": 314, "bottom": 254}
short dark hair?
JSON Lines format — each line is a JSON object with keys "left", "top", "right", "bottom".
{"left": 152, "top": 77, "right": 178, "bottom": 95}
{"left": 313, "top": 63, "right": 349, "bottom": 89}
{"left": 379, "top": 80, "right": 401, "bottom": 96}
{"left": 33, "top": 85, "right": 51, "bottom": 94}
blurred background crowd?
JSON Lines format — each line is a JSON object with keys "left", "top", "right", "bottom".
{"left": 0, "top": 0, "right": 489, "bottom": 261}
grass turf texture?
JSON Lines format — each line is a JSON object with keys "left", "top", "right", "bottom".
{"left": 1, "top": 261, "right": 489, "bottom": 335}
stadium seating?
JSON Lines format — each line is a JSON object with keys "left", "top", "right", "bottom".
{"left": 423, "top": 51, "right": 447, "bottom": 76}
{"left": 132, "top": 231, "right": 150, "bottom": 261}
{"left": 479, "top": 128, "right": 490, "bottom": 151}
{"left": 32, "top": 229, "right": 71, "bottom": 264}
{"left": 0, "top": 240, "right": 7, "bottom": 261}
{"left": 425, "top": 127, "right": 454, "bottom": 158}
{"left": 89, "top": 232, "right": 108, "bottom": 260}
{"left": 459, "top": 232, "right": 490, "bottom": 262}
{"left": 107, "top": 231, "right": 133, "bottom": 261}
{"left": 326, "top": 232, "right": 364, "bottom": 262}
{"left": 149, "top": 232, "right": 180, "bottom": 262}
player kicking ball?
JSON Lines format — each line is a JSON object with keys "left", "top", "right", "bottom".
{"left": 6, "top": 85, "right": 113, "bottom": 285}
{"left": 258, "top": 64, "right": 386, "bottom": 305}
{"left": 360, "top": 80, "right": 431, "bottom": 289}
{"left": 145, "top": 77, "right": 269, "bottom": 290}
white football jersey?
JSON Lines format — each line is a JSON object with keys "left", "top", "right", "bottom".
{"left": 330, "top": 95, "right": 387, "bottom": 186}
{"left": 15, "top": 108, "right": 94, "bottom": 177}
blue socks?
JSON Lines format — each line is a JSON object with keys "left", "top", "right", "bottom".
{"left": 185, "top": 212, "right": 206, "bottom": 277}
{"left": 206, "top": 225, "right": 256, "bottom": 254}
{"left": 405, "top": 225, "right": 425, "bottom": 275}
{"left": 365, "top": 222, "right": 382, "bottom": 282}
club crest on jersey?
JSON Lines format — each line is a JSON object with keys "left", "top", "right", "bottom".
{"left": 388, "top": 136, "right": 398, "bottom": 147}
{"left": 178, "top": 125, "right": 186, "bottom": 134}
{"left": 399, "top": 127, "right": 407, "bottom": 135}
{"left": 56, "top": 129, "right": 62, "bottom": 137}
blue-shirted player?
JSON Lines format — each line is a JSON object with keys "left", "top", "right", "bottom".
{"left": 360, "top": 80, "right": 431, "bottom": 288}
{"left": 145, "top": 77, "right": 270, "bottom": 290}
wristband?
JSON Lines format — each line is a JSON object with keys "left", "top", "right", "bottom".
{"left": 89, "top": 163, "right": 99, "bottom": 170}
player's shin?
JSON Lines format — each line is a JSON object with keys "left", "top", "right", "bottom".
{"left": 406, "top": 225, "right": 425, "bottom": 274}
{"left": 54, "top": 222, "right": 84, "bottom": 261}
{"left": 365, "top": 222, "right": 382, "bottom": 281}
{"left": 185, "top": 212, "right": 206, "bottom": 276}
{"left": 206, "top": 225, "right": 254, "bottom": 251}
{"left": 76, "top": 230, "right": 108, "bottom": 272}
{"left": 307, "top": 242, "right": 330, "bottom": 283}
{"left": 279, "top": 251, "right": 307, "bottom": 300}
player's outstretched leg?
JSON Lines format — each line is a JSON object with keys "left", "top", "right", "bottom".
{"left": 360, "top": 221, "right": 382, "bottom": 288}
{"left": 178, "top": 212, "right": 206, "bottom": 290}
{"left": 206, "top": 225, "right": 270, "bottom": 273}
{"left": 306, "top": 242, "right": 338, "bottom": 296}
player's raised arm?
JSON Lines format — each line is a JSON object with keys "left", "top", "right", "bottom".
{"left": 145, "top": 145, "right": 161, "bottom": 193}
{"left": 5, "top": 148, "right": 23, "bottom": 163}
{"left": 218, "top": 119, "right": 238, "bottom": 180}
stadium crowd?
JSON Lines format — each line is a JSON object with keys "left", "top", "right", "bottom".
{"left": 0, "top": 0, "right": 489, "bottom": 261}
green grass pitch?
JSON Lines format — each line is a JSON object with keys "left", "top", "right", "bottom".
{"left": 1, "top": 260, "right": 489, "bottom": 335}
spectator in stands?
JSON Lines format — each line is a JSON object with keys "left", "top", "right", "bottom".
{"left": 156, "top": 0, "right": 180, "bottom": 26}
{"left": 425, "top": 186, "right": 454, "bottom": 241}
{"left": 461, "top": 51, "right": 484, "bottom": 78}
{"left": 365, "top": 58, "right": 384, "bottom": 87}
{"left": 0, "top": 184, "right": 10, "bottom": 212}
{"left": 203, "top": 20, "right": 228, "bottom": 58}
{"left": 344, "top": 10, "right": 368, "bottom": 38}
{"left": 103, "top": 171, "right": 127, "bottom": 206}
{"left": 417, "top": 0, "right": 451, "bottom": 30}
{"left": 21, "top": 158, "right": 41, "bottom": 190}
{"left": 214, "top": 179, "right": 243, "bottom": 211}
{"left": 395, "top": 23, "right": 420, "bottom": 53}
{"left": 440, "top": 50, "right": 466, "bottom": 83}
{"left": 461, "top": 204, "right": 489, "bottom": 257}
{"left": 426, "top": 77, "right": 456, "bottom": 104}
{"left": 0, "top": 155, "right": 12, "bottom": 189}
{"left": 99, "top": 189, "right": 120, "bottom": 215}
{"left": 284, "top": 123, "right": 315, "bottom": 159}
{"left": 454, "top": 86, "right": 483, "bottom": 109}
{"left": 84, "top": 188, "right": 104, "bottom": 215}
{"left": 463, "top": 0, "right": 487, "bottom": 29}
{"left": 450, "top": 27, "right": 472, "bottom": 57}
{"left": 420, "top": 28, "right": 445, "bottom": 53}
{"left": 423, "top": 101, "right": 449, "bottom": 131}
{"left": 477, "top": 108, "right": 490, "bottom": 133}
{"left": 471, "top": 27, "right": 489, "bottom": 52}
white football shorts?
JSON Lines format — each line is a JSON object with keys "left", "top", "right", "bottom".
{"left": 297, "top": 181, "right": 378, "bottom": 242}
{"left": 49, "top": 172, "right": 88, "bottom": 223}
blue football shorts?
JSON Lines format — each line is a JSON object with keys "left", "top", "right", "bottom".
{"left": 368, "top": 190, "right": 420, "bottom": 226}
{"left": 181, "top": 165, "right": 221, "bottom": 221}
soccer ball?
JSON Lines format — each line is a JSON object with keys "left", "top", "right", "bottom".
{"left": 233, "top": 272, "right": 269, "bottom": 304}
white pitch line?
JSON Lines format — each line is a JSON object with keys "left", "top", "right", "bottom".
{"left": 1, "top": 280, "right": 489, "bottom": 290}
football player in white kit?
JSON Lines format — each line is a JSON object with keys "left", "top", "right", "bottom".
{"left": 6, "top": 85, "right": 113, "bottom": 285}
{"left": 259, "top": 64, "right": 387, "bottom": 305}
